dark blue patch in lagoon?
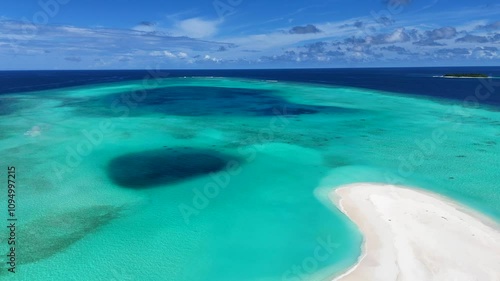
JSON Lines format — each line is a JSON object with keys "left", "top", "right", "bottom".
{"left": 0, "top": 98, "right": 19, "bottom": 116}
{"left": 107, "top": 148, "right": 240, "bottom": 189}
{"left": 65, "top": 86, "right": 355, "bottom": 117}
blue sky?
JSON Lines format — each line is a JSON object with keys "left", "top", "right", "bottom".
{"left": 0, "top": 0, "right": 499, "bottom": 69}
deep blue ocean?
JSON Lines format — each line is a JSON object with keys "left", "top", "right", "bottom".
{"left": 1, "top": 67, "right": 499, "bottom": 106}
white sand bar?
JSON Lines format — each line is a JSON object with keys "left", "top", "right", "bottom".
{"left": 331, "top": 183, "right": 500, "bottom": 281}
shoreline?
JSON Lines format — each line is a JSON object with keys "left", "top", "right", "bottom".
{"left": 330, "top": 183, "right": 500, "bottom": 281}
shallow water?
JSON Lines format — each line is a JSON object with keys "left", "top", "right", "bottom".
{"left": 0, "top": 76, "right": 499, "bottom": 281}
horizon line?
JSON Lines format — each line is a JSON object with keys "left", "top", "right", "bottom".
{"left": 1, "top": 65, "right": 499, "bottom": 72}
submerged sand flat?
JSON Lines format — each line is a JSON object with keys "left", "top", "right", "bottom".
{"left": 332, "top": 183, "right": 500, "bottom": 281}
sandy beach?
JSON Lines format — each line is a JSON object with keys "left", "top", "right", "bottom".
{"left": 331, "top": 183, "right": 500, "bottom": 281}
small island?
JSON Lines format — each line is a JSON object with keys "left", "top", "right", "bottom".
{"left": 442, "top": 73, "right": 489, "bottom": 78}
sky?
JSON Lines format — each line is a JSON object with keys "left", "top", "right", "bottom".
{"left": 0, "top": 0, "right": 499, "bottom": 69}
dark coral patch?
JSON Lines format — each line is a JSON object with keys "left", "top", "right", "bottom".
{"left": 67, "top": 86, "right": 357, "bottom": 117}
{"left": 0, "top": 98, "right": 19, "bottom": 116}
{"left": 107, "top": 148, "right": 239, "bottom": 189}
{"left": 5, "top": 205, "right": 122, "bottom": 267}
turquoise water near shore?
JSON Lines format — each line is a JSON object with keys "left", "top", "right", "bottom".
{"left": 0, "top": 77, "right": 499, "bottom": 280}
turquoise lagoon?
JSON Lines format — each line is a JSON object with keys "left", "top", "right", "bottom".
{"left": 0, "top": 77, "right": 499, "bottom": 281}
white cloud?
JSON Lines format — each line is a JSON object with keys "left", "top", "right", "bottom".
{"left": 203, "top": 54, "right": 220, "bottom": 62}
{"left": 163, "top": 50, "right": 177, "bottom": 58}
{"left": 150, "top": 50, "right": 179, "bottom": 59}
{"left": 149, "top": 51, "right": 163, "bottom": 57}
{"left": 172, "top": 18, "right": 220, "bottom": 38}
{"left": 132, "top": 24, "right": 156, "bottom": 33}
{"left": 225, "top": 19, "right": 366, "bottom": 51}
{"left": 385, "top": 28, "right": 409, "bottom": 43}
